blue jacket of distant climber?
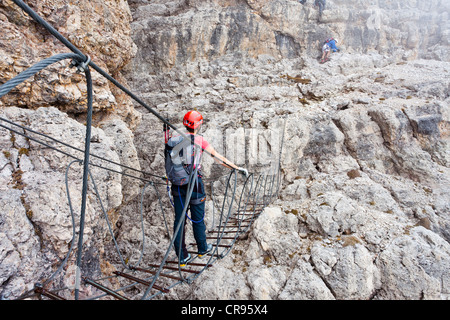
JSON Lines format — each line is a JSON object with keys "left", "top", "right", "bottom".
{"left": 327, "top": 39, "right": 339, "bottom": 52}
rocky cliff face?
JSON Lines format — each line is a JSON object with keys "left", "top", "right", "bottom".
{"left": 127, "top": 0, "right": 449, "bottom": 76}
{"left": 1, "top": 0, "right": 449, "bottom": 300}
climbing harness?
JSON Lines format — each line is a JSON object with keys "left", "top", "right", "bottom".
{"left": 177, "top": 185, "right": 206, "bottom": 224}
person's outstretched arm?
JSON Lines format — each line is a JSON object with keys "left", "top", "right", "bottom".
{"left": 205, "top": 145, "right": 248, "bottom": 176}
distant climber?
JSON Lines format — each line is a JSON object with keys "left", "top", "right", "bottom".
{"left": 320, "top": 38, "right": 339, "bottom": 63}
{"left": 298, "top": 0, "right": 307, "bottom": 4}
{"left": 314, "top": 0, "right": 326, "bottom": 16}
{"left": 165, "top": 110, "right": 248, "bottom": 266}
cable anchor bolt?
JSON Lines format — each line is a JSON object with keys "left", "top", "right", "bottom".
{"left": 70, "top": 54, "right": 91, "bottom": 73}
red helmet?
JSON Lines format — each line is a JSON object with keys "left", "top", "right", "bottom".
{"left": 183, "top": 110, "right": 203, "bottom": 129}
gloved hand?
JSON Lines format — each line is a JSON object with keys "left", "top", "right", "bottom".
{"left": 238, "top": 167, "right": 249, "bottom": 178}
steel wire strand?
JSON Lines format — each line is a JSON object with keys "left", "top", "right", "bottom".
{"left": 220, "top": 173, "right": 268, "bottom": 259}
{"left": 0, "top": 53, "right": 84, "bottom": 97}
{"left": 13, "top": 160, "right": 79, "bottom": 301}
{"left": 28, "top": 159, "right": 92, "bottom": 299}
{"left": 273, "top": 119, "right": 287, "bottom": 199}
{"left": 244, "top": 175, "right": 259, "bottom": 224}
{"left": 267, "top": 167, "right": 277, "bottom": 204}
{"left": 74, "top": 146, "right": 169, "bottom": 297}
{"left": 76, "top": 181, "right": 171, "bottom": 300}
{"left": 87, "top": 168, "right": 145, "bottom": 270}
{"left": 0, "top": 122, "right": 168, "bottom": 299}
{"left": 213, "top": 173, "right": 251, "bottom": 259}
{"left": 229, "top": 173, "right": 255, "bottom": 240}
{"left": 25, "top": 159, "right": 84, "bottom": 300}
{"left": 195, "top": 170, "right": 238, "bottom": 278}
{"left": 0, "top": 116, "right": 164, "bottom": 180}
{"left": 11, "top": 0, "right": 167, "bottom": 126}
{"left": 11, "top": 0, "right": 174, "bottom": 127}
{"left": 73, "top": 63, "right": 93, "bottom": 300}
{"left": 213, "top": 170, "right": 238, "bottom": 259}
{"left": 9, "top": 0, "right": 258, "bottom": 188}
{"left": 208, "top": 183, "right": 217, "bottom": 232}
{"left": 241, "top": 174, "right": 265, "bottom": 233}
{"left": 8, "top": 0, "right": 243, "bottom": 197}
{"left": 0, "top": 121, "right": 81, "bottom": 162}
{"left": 0, "top": 119, "right": 163, "bottom": 188}
{"left": 150, "top": 182, "right": 172, "bottom": 237}
{"left": 42, "top": 160, "right": 80, "bottom": 286}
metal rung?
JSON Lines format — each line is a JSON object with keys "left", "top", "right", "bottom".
{"left": 187, "top": 251, "right": 222, "bottom": 258}
{"left": 225, "top": 224, "right": 249, "bottom": 229}
{"left": 235, "top": 211, "right": 261, "bottom": 215}
{"left": 84, "top": 278, "right": 129, "bottom": 300}
{"left": 34, "top": 285, "right": 66, "bottom": 300}
{"left": 221, "top": 225, "right": 240, "bottom": 229}
{"left": 237, "top": 209, "right": 263, "bottom": 213}
{"left": 114, "top": 271, "right": 169, "bottom": 293}
{"left": 231, "top": 224, "right": 250, "bottom": 228}
{"left": 206, "top": 236, "right": 235, "bottom": 240}
{"left": 148, "top": 264, "right": 200, "bottom": 274}
{"left": 208, "top": 230, "right": 239, "bottom": 234}
{"left": 131, "top": 266, "right": 183, "bottom": 281}
{"left": 165, "top": 261, "right": 210, "bottom": 267}
{"left": 189, "top": 243, "right": 231, "bottom": 248}
{"left": 229, "top": 217, "right": 253, "bottom": 222}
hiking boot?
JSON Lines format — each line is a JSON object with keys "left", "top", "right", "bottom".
{"left": 179, "top": 253, "right": 191, "bottom": 267}
{"left": 197, "top": 244, "right": 213, "bottom": 259}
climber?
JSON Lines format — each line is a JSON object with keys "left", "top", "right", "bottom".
{"left": 320, "top": 38, "right": 339, "bottom": 63}
{"left": 298, "top": 0, "right": 307, "bottom": 4}
{"left": 314, "top": 0, "right": 326, "bottom": 16}
{"left": 165, "top": 110, "right": 248, "bottom": 266}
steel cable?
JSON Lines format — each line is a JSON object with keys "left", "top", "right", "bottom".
{"left": 0, "top": 53, "right": 84, "bottom": 97}
{"left": 0, "top": 115, "right": 165, "bottom": 180}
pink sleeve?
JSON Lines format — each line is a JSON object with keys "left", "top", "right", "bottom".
{"left": 195, "top": 136, "right": 210, "bottom": 150}
{"left": 203, "top": 138, "right": 210, "bottom": 150}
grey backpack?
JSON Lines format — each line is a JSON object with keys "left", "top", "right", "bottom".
{"left": 164, "top": 134, "right": 198, "bottom": 185}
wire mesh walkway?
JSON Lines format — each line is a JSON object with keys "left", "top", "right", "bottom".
{"left": 1, "top": 0, "right": 285, "bottom": 300}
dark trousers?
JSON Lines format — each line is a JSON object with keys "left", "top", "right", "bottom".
{"left": 172, "top": 180, "right": 207, "bottom": 260}
{"left": 315, "top": 0, "right": 325, "bottom": 15}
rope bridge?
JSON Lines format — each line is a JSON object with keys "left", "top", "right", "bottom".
{"left": 0, "top": 0, "right": 285, "bottom": 300}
